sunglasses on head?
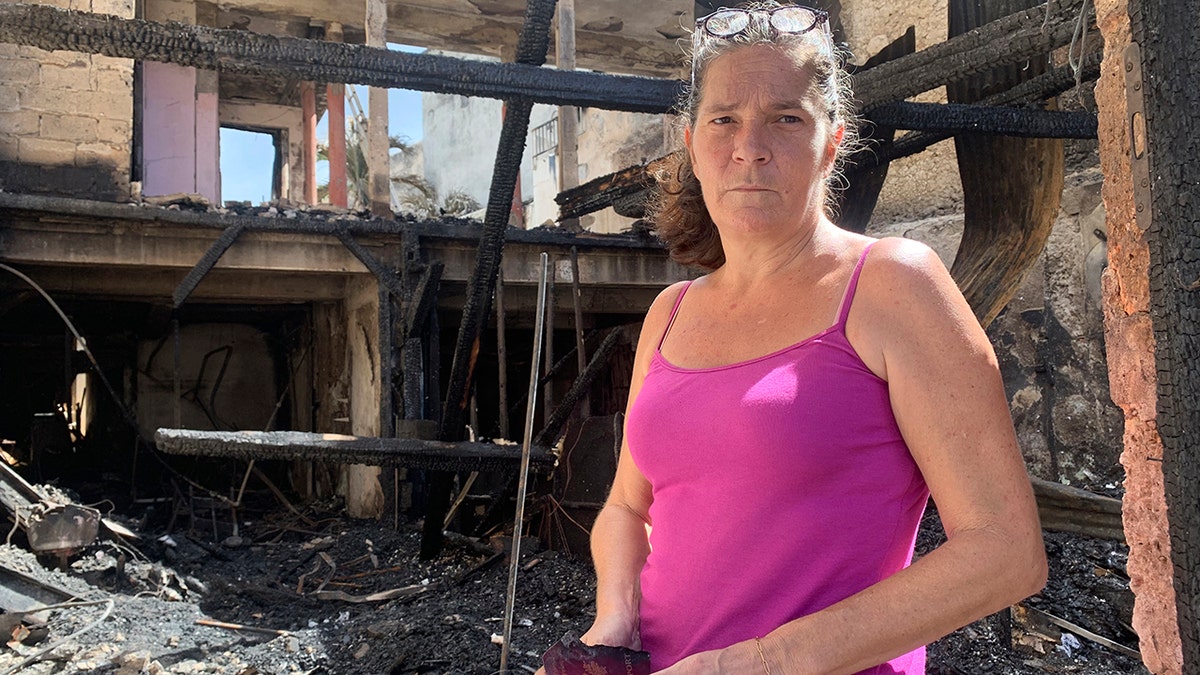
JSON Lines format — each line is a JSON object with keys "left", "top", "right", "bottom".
{"left": 691, "top": 5, "right": 832, "bottom": 85}
{"left": 695, "top": 5, "right": 830, "bottom": 40}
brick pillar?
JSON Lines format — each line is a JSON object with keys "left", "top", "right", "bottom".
{"left": 1094, "top": 0, "right": 1184, "bottom": 671}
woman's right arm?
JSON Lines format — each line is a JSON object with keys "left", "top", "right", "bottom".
{"left": 580, "top": 281, "right": 688, "bottom": 650}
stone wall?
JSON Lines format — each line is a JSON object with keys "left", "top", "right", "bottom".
{"left": 0, "top": 0, "right": 134, "bottom": 201}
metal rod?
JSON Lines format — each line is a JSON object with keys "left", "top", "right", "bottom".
{"left": 499, "top": 252, "right": 549, "bottom": 674}
{"left": 542, "top": 264, "right": 555, "bottom": 427}
{"left": 496, "top": 270, "right": 511, "bottom": 440}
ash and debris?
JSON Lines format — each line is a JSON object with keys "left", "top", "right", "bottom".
{"left": 0, "top": 499, "right": 1146, "bottom": 675}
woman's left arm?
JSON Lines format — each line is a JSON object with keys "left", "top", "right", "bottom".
{"left": 661, "top": 238, "right": 1047, "bottom": 675}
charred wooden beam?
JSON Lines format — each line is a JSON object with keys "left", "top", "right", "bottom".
{"left": 172, "top": 223, "right": 245, "bottom": 308}
{"left": 154, "top": 429, "right": 555, "bottom": 473}
{"left": 854, "top": 0, "right": 1087, "bottom": 108}
{"left": 0, "top": 192, "right": 664, "bottom": 251}
{"left": 0, "top": 2, "right": 1088, "bottom": 116}
{"left": 333, "top": 228, "right": 404, "bottom": 299}
{"left": 533, "top": 326, "right": 626, "bottom": 449}
{"left": 1031, "top": 478, "right": 1125, "bottom": 542}
{"left": 835, "top": 27, "right": 916, "bottom": 233}
{"left": 1130, "top": 0, "right": 1200, "bottom": 659}
{"left": 867, "top": 102, "right": 1097, "bottom": 138}
{"left": 947, "top": 0, "right": 1065, "bottom": 329}
{"left": 556, "top": 161, "right": 659, "bottom": 222}
{"left": 851, "top": 50, "right": 1103, "bottom": 172}
{"left": 0, "top": 4, "right": 678, "bottom": 115}
{"left": 428, "top": 0, "right": 559, "bottom": 560}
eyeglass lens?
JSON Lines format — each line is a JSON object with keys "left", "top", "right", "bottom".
{"left": 701, "top": 7, "right": 821, "bottom": 38}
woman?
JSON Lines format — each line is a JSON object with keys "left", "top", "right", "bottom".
{"left": 578, "top": 2, "right": 1047, "bottom": 673}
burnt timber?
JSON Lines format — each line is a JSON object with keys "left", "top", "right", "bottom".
{"left": 0, "top": 0, "right": 1087, "bottom": 114}
{"left": 154, "top": 429, "right": 555, "bottom": 473}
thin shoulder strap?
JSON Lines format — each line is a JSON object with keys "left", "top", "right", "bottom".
{"left": 657, "top": 280, "right": 696, "bottom": 350}
{"left": 836, "top": 241, "right": 877, "bottom": 327}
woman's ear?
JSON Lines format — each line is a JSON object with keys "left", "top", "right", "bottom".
{"left": 684, "top": 125, "right": 701, "bottom": 183}
{"left": 823, "top": 122, "right": 845, "bottom": 174}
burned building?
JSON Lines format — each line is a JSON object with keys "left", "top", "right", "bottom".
{"left": 0, "top": 0, "right": 1198, "bottom": 670}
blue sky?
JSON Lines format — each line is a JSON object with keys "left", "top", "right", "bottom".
{"left": 220, "top": 44, "right": 425, "bottom": 205}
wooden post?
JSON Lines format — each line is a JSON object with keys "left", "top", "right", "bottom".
{"left": 301, "top": 81, "right": 318, "bottom": 205}
{"left": 365, "top": 0, "right": 390, "bottom": 217}
{"left": 326, "top": 22, "right": 348, "bottom": 208}
{"left": 570, "top": 247, "right": 588, "bottom": 417}
{"left": 556, "top": 0, "right": 580, "bottom": 197}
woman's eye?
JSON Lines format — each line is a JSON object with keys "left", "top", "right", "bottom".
{"left": 779, "top": 115, "right": 802, "bottom": 123}
{"left": 710, "top": 116, "right": 734, "bottom": 125}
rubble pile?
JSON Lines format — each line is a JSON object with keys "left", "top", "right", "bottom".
{"left": 0, "top": 499, "right": 1149, "bottom": 675}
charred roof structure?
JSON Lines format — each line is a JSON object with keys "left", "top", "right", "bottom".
{"left": 0, "top": 0, "right": 1197, "bottom": 669}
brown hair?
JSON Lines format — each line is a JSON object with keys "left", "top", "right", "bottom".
{"left": 649, "top": 1, "right": 858, "bottom": 271}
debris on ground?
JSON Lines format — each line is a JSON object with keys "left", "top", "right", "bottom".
{"left": 0, "top": 498, "right": 1148, "bottom": 674}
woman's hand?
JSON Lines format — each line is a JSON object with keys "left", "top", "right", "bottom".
{"left": 580, "top": 612, "right": 641, "bottom": 651}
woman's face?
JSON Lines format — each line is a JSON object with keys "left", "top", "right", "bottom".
{"left": 685, "top": 44, "right": 842, "bottom": 237}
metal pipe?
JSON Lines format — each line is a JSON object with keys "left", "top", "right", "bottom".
{"left": 499, "top": 252, "right": 549, "bottom": 674}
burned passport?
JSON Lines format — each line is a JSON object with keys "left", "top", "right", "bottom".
{"left": 541, "top": 633, "right": 651, "bottom": 675}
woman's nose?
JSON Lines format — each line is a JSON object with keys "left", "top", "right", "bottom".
{"left": 733, "top": 125, "right": 771, "bottom": 164}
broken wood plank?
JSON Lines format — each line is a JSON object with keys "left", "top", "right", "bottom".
{"left": 1031, "top": 477, "right": 1125, "bottom": 542}
{"left": 154, "top": 429, "right": 555, "bottom": 473}
{"left": 1018, "top": 604, "right": 1141, "bottom": 659}
{"left": 196, "top": 618, "right": 289, "bottom": 637}
{"left": 312, "top": 583, "right": 435, "bottom": 603}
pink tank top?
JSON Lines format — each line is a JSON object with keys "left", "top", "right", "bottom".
{"left": 626, "top": 243, "right": 930, "bottom": 673}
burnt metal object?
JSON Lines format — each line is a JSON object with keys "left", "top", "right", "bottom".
{"left": 0, "top": 564, "right": 76, "bottom": 625}
{"left": 855, "top": 0, "right": 1086, "bottom": 108}
{"left": 866, "top": 102, "right": 1097, "bottom": 139}
{"left": 0, "top": 463, "right": 100, "bottom": 555}
{"left": 154, "top": 429, "right": 555, "bottom": 473}
{"left": 0, "top": 4, "right": 679, "bottom": 115}
{"left": 172, "top": 223, "right": 245, "bottom": 308}
{"left": 334, "top": 228, "right": 404, "bottom": 299}
{"left": 428, "top": 0, "right": 559, "bottom": 560}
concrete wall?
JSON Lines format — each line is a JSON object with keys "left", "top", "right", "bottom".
{"left": 135, "top": 323, "right": 278, "bottom": 437}
{"left": 0, "top": 0, "right": 135, "bottom": 201}
{"left": 841, "top": 0, "right": 965, "bottom": 224}
{"left": 421, "top": 88, "right": 534, "bottom": 213}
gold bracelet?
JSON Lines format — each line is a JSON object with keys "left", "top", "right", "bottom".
{"left": 754, "top": 637, "right": 772, "bottom": 675}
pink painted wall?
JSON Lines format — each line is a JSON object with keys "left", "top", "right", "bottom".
{"left": 141, "top": 61, "right": 219, "bottom": 202}
{"left": 195, "top": 90, "right": 220, "bottom": 203}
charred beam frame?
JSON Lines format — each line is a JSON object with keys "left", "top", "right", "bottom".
{"left": 425, "top": 0, "right": 559, "bottom": 560}
{"left": 0, "top": 0, "right": 1085, "bottom": 115}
